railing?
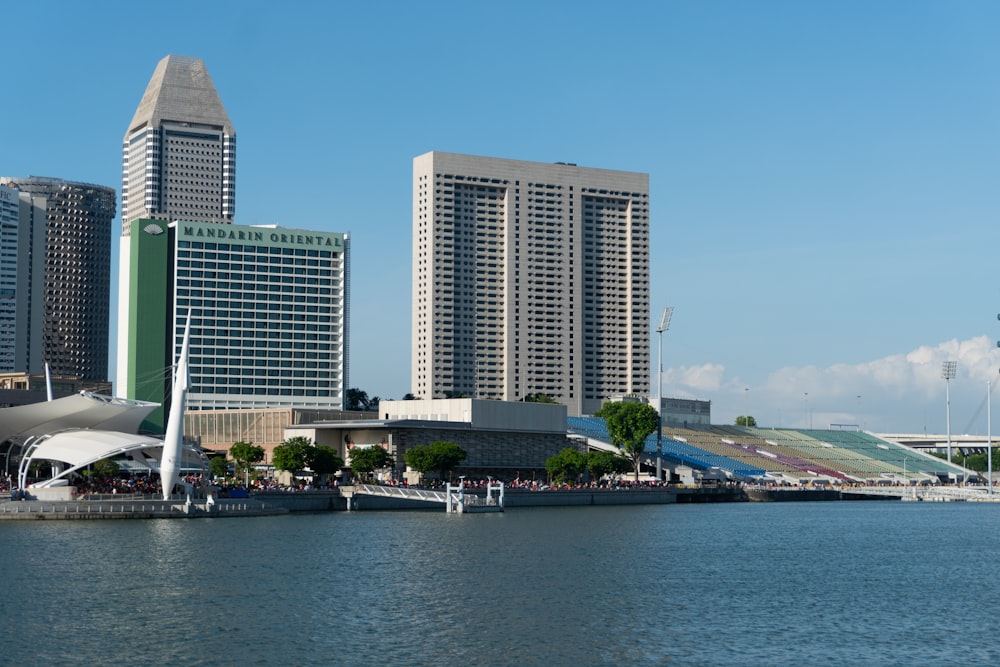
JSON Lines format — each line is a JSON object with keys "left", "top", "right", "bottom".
{"left": 353, "top": 484, "right": 447, "bottom": 504}
{"left": 0, "top": 498, "right": 279, "bottom": 515}
{"left": 844, "top": 485, "right": 997, "bottom": 502}
{"left": 0, "top": 501, "right": 175, "bottom": 515}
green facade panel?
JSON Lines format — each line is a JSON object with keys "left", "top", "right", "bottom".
{"left": 126, "top": 220, "right": 170, "bottom": 433}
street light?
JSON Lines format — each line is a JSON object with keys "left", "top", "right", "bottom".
{"left": 989, "top": 379, "right": 993, "bottom": 495}
{"left": 942, "top": 361, "right": 957, "bottom": 467}
{"left": 655, "top": 306, "right": 674, "bottom": 482}
{"left": 744, "top": 387, "right": 750, "bottom": 425}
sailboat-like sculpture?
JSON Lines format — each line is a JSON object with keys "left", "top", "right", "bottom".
{"left": 160, "top": 313, "right": 192, "bottom": 500}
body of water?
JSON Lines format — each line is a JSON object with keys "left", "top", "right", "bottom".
{"left": 1, "top": 501, "right": 998, "bottom": 666}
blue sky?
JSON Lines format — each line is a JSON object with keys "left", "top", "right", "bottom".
{"left": 5, "top": 0, "right": 1000, "bottom": 433}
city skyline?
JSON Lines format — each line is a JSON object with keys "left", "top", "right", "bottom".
{"left": 4, "top": 1, "right": 1000, "bottom": 432}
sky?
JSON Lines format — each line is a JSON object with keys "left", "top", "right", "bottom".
{"left": 4, "top": 0, "right": 1000, "bottom": 434}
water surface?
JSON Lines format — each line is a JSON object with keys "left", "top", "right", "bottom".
{"left": 1, "top": 502, "right": 996, "bottom": 666}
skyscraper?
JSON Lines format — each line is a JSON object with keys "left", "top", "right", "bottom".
{"left": 120, "top": 220, "right": 350, "bottom": 432}
{"left": 412, "top": 152, "right": 650, "bottom": 416}
{"left": 121, "top": 55, "right": 235, "bottom": 232}
{"left": 118, "top": 55, "right": 235, "bottom": 398}
{"left": 0, "top": 177, "right": 116, "bottom": 382}
{"left": 0, "top": 186, "right": 19, "bottom": 373}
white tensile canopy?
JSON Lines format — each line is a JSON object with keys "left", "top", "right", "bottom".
{"left": 22, "top": 429, "right": 207, "bottom": 489}
{"left": 0, "top": 391, "right": 193, "bottom": 490}
{"left": 0, "top": 392, "right": 158, "bottom": 443}
{"left": 25, "top": 430, "right": 165, "bottom": 488}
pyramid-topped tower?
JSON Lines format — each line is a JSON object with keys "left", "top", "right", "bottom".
{"left": 121, "top": 55, "right": 235, "bottom": 234}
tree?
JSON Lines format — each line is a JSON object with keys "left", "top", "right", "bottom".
{"left": 524, "top": 393, "right": 557, "bottom": 403}
{"left": 349, "top": 446, "right": 393, "bottom": 482}
{"left": 404, "top": 441, "right": 467, "bottom": 480}
{"left": 402, "top": 393, "right": 418, "bottom": 400}
{"left": 306, "top": 445, "right": 345, "bottom": 483}
{"left": 403, "top": 446, "right": 434, "bottom": 476}
{"left": 230, "top": 441, "right": 265, "bottom": 486}
{"left": 586, "top": 449, "right": 630, "bottom": 482}
{"left": 735, "top": 415, "right": 757, "bottom": 427}
{"left": 595, "top": 401, "right": 660, "bottom": 482}
{"left": 346, "top": 388, "right": 372, "bottom": 411}
{"left": 545, "top": 447, "right": 585, "bottom": 484}
{"left": 209, "top": 456, "right": 229, "bottom": 480}
{"left": 273, "top": 436, "right": 313, "bottom": 474}
{"left": 92, "top": 458, "right": 120, "bottom": 479}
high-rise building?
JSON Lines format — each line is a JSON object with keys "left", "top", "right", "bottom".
{"left": 0, "top": 177, "right": 115, "bottom": 382}
{"left": 121, "top": 55, "right": 235, "bottom": 232}
{"left": 412, "top": 151, "right": 650, "bottom": 416}
{"left": 0, "top": 186, "right": 19, "bottom": 373}
{"left": 118, "top": 55, "right": 235, "bottom": 399}
{"left": 119, "top": 220, "right": 350, "bottom": 432}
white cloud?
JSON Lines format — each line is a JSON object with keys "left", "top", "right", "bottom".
{"left": 663, "top": 336, "right": 1000, "bottom": 433}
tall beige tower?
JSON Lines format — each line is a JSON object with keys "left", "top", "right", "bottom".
{"left": 121, "top": 55, "right": 235, "bottom": 234}
{"left": 118, "top": 55, "right": 235, "bottom": 396}
{"left": 412, "top": 152, "right": 650, "bottom": 416}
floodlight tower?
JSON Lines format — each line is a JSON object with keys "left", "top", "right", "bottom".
{"left": 988, "top": 379, "right": 993, "bottom": 495}
{"left": 655, "top": 307, "right": 673, "bottom": 481}
{"left": 942, "top": 360, "right": 957, "bottom": 466}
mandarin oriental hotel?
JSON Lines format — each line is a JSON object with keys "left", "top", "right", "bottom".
{"left": 117, "top": 219, "right": 349, "bottom": 432}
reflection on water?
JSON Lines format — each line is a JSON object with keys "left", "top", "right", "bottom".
{"left": 3, "top": 503, "right": 1000, "bottom": 666}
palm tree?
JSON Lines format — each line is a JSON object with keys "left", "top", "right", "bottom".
{"left": 346, "top": 388, "right": 371, "bottom": 411}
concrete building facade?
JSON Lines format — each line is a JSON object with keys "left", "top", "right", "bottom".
{"left": 0, "top": 177, "right": 115, "bottom": 382}
{"left": 0, "top": 186, "right": 18, "bottom": 372}
{"left": 288, "top": 398, "right": 572, "bottom": 480}
{"left": 412, "top": 152, "right": 650, "bottom": 416}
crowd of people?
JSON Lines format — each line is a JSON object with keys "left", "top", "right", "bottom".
{"left": 1, "top": 469, "right": 730, "bottom": 499}
{"left": 363, "top": 475, "right": 682, "bottom": 491}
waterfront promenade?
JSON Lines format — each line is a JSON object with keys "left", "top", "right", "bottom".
{"left": 0, "top": 495, "right": 291, "bottom": 520}
{"left": 0, "top": 483, "right": 745, "bottom": 519}
{"left": 4, "top": 482, "right": 995, "bottom": 520}
{"left": 746, "top": 484, "right": 1000, "bottom": 502}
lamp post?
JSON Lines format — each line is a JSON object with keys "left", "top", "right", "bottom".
{"left": 989, "top": 379, "right": 993, "bottom": 494}
{"left": 744, "top": 387, "right": 749, "bottom": 425}
{"left": 942, "top": 361, "right": 957, "bottom": 468}
{"left": 656, "top": 307, "right": 674, "bottom": 482}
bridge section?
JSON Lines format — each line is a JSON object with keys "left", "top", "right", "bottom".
{"left": 345, "top": 483, "right": 504, "bottom": 512}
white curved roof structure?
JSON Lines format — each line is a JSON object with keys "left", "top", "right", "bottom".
{"left": 0, "top": 391, "right": 158, "bottom": 442}
{"left": 24, "top": 430, "right": 205, "bottom": 489}
{"left": 32, "top": 430, "right": 163, "bottom": 470}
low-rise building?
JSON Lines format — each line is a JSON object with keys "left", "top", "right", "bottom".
{"left": 287, "top": 398, "right": 573, "bottom": 481}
